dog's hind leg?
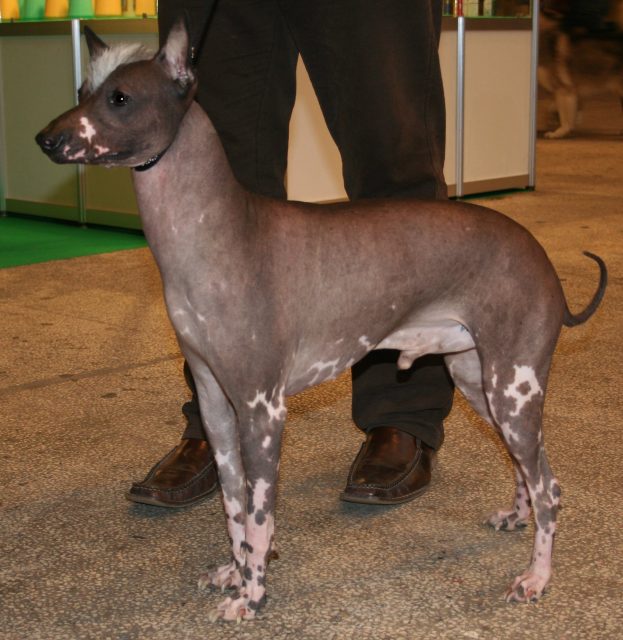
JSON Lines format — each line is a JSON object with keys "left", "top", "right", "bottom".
{"left": 446, "top": 349, "right": 559, "bottom": 602}
{"left": 445, "top": 350, "right": 532, "bottom": 531}
{"left": 484, "top": 465, "right": 532, "bottom": 532}
{"left": 210, "top": 384, "right": 287, "bottom": 621}
{"left": 483, "top": 357, "right": 560, "bottom": 603}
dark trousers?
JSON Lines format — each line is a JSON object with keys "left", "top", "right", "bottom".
{"left": 160, "top": 0, "right": 454, "bottom": 450}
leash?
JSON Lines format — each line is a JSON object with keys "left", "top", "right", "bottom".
{"left": 186, "top": 0, "right": 219, "bottom": 67}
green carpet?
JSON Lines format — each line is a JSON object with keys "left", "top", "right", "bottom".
{"left": 0, "top": 215, "right": 147, "bottom": 268}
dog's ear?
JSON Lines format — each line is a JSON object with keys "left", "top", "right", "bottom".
{"left": 158, "top": 16, "right": 196, "bottom": 95}
{"left": 83, "top": 26, "right": 109, "bottom": 60}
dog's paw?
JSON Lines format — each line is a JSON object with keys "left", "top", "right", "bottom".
{"left": 198, "top": 560, "right": 242, "bottom": 592}
{"left": 208, "top": 593, "right": 264, "bottom": 623}
{"left": 485, "top": 510, "right": 529, "bottom": 532}
{"left": 505, "top": 571, "right": 549, "bottom": 603}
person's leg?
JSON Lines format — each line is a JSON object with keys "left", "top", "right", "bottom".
{"left": 283, "top": 0, "right": 454, "bottom": 503}
{"left": 128, "top": 0, "right": 299, "bottom": 507}
{"left": 127, "top": 362, "right": 218, "bottom": 507}
{"left": 283, "top": 0, "right": 446, "bottom": 200}
{"left": 159, "top": 0, "right": 298, "bottom": 197}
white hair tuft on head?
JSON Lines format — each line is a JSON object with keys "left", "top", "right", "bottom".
{"left": 84, "top": 43, "right": 155, "bottom": 94}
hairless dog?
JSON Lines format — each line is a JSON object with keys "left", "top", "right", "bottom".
{"left": 36, "top": 20, "right": 607, "bottom": 621}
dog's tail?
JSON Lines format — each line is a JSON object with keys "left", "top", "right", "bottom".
{"left": 563, "top": 252, "right": 608, "bottom": 327}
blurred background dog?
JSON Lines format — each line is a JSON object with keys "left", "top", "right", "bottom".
{"left": 538, "top": 0, "right": 623, "bottom": 138}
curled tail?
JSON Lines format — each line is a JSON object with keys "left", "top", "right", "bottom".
{"left": 564, "top": 252, "right": 608, "bottom": 327}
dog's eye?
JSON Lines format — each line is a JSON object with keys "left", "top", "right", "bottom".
{"left": 109, "top": 90, "right": 130, "bottom": 106}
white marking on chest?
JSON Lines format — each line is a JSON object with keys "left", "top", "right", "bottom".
{"left": 79, "top": 117, "right": 97, "bottom": 144}
{"left": 247, "top": 389, "right": 286, "bottom": 422}
{"left": 307, "top": 358, "right": 340, "bottom": 384}
{"left": 504, "top": 365, "right": 543, "bottom": 417}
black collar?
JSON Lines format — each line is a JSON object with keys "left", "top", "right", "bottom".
{"left": 133, "top": 147, "right": 168, "bottom": 172}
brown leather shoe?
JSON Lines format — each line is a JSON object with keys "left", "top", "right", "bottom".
{"left": 126, "top": 438, "right": 218, "bottom": 508}
{"left": 340, "top": 426, "right": 434, "bottom": 505}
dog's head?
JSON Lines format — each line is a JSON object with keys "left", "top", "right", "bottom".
{"left": 35, "top": 18, "right": 197, "bottom": 168}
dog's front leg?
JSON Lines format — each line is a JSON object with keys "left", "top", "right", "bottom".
{"left": 181, "top": 361, "right": 247, "bottom": 598}
{"left": 212, "top": 386, "right": 286, "bottom": 622}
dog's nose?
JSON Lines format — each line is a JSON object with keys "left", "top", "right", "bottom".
{"left": 35, "top": 131, "right": 65, "bottom": 152}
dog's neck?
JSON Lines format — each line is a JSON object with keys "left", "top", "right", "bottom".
{"left": 132, "top": 102, "right": 250, "bottom": 258}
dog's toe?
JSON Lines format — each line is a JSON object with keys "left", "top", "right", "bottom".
{"left": 213, "top": 594, "right": 259, "bottom": 622}
{"left": 485, "top": 510, "right": 529, "bottom": 532}
{"left": 505, "top": 571, "right": 548, "bottom": 604}
{"left": 198, "top": 560, "right": 242, "bottom": 592}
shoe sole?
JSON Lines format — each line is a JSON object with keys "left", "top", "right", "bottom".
{"left": 125, "top": 484, "right": 219, "bottom": 509}
{"left": 339, "top": 484, "right": 429, "bottom": 506}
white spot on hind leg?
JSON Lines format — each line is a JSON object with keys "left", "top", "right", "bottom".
{"left": 504, "top": 365, "right": 543, "bottom": 417}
